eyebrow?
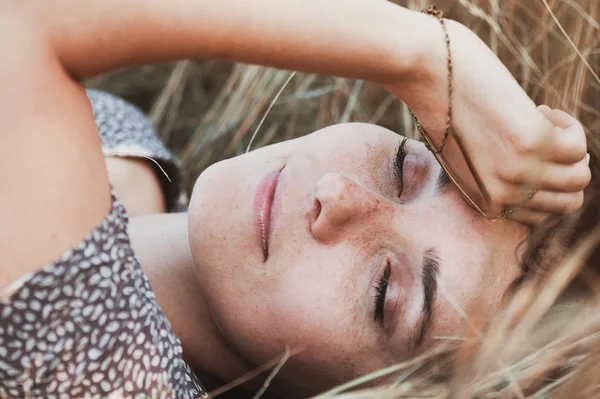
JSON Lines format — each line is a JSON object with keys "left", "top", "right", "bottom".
{"left": 434, "top": 169, "right": 451, "bottom": 195}
{"left": 413, "top": 248, "right": 441, "bottom": 348}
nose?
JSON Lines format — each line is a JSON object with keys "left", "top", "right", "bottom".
{"left": 310, "top": 173, "right": 391, "bottom": 243}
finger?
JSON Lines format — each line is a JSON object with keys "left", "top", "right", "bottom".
{"left": 545, "top": 108, "right": 579, "bottom": 129}
{"left": 506, "top": 209, "right": 552, "bottom": 226}
{"left": 537, "top": 106, "right": 587, "bottom": 163}
{"left": 519, "top": 189, "right": 584, "bottom": 214}
{"left": 499, "top": 158, "right": 591, "bottom": 192}
{"left": 547, "top": 120, "right": 587, "bottom": 164}
{"left": 537, "top": 104, "right": 552, "bottom": 115}
{"left": 537, "top": 158, "right": 591, "bottom": 192}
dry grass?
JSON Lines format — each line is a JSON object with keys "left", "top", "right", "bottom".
{"left": 86, "top": 0, "right": 599, "bottom": 397}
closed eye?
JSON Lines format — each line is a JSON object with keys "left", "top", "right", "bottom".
{"left": 373, "top": 260, "right": 391, "bottom": 323}
{"left": 393, "top": 138, "right": 408, "bottom": 198}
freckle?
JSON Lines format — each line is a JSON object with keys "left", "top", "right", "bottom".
{"left": 351, "top": 236, "right": 365, "bottom": 248}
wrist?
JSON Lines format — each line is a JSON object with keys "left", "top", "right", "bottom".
{"left": 380, "top": 10, "right": 454, "bottom": 132}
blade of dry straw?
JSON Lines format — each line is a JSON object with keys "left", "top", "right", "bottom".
{"left": 340, "top": 80, "right": 364, "bottom": 124}
{"left": 457, "top": 0, "right": 542, "bottom": 77}
{"left": 564, "top": 0, "right": 600, "bottom": 31}
{"left": 252, "top": 345, "right": 291, "bottom": 399}
{"left": 246, "top": 71, "right": 296, "bottom": 153}
{"left": 311, "top": 363, "right": 407, "bottom": 399}
{"left": 540, "top": 0, "right": 600, "bottom": 85}
{"left": 150, "top": 61, "right": 191, "bottom": 129}
{"left": 208, "top": 347, "right": 302, "bottom": 397}
{"left": 108, "top": 153, "right": 172, "bottom": 183}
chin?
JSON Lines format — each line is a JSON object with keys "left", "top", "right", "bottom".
{"left": 187, "top": 162, "right": 226, "bottom": 274}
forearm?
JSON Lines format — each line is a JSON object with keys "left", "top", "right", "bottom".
{"left": 18, "top": 0, "right": 438, "bottom": 87}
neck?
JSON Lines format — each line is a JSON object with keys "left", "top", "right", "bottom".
{"left": 128, "top": 213, "right": 252, "bottom": 389}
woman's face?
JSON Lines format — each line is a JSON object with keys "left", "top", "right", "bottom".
{"left": 188, "top": 123, "right": 526, "bottom": 395}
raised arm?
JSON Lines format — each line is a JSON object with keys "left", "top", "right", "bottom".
{"left": 0, "top": 0, "right": 440, "bottom": 286}
{"left": 25, "top": 0, "right": 436, "bottom": 82}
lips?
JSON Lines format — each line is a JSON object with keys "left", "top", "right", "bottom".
{"left": 254, "top": 167, "right": 284, "bottom": 260}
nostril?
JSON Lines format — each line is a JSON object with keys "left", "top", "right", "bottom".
{"left": 309, "top": 196, "right": 326, "bottom": 241}
{"left": 312, "top": 197, "right": 322, "bottom": 224}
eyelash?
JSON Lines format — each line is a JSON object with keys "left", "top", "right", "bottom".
{"left": 373, "top": 260, "right": 392, "bottom": 322}
{"left": 370, "top": 138, "right": 412, "bottom": 324}
{"left": 394, "top": 138, "right": 409, "bottom": 198}
{"left": 371, "top": 138, "right": 408, "bottom": 324}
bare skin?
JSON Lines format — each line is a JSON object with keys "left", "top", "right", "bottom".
{"left": 105, "top": 157, "right": 166, "bottom": 216}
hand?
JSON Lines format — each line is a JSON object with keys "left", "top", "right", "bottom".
{"left": 503, "top": 105, "right": 590, "bottom": 224}
{"left": 389, "top": 19, "right": 590, "bottom": 224}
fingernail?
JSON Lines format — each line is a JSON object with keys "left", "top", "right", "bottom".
{"left": 586, "top": 153, "right": 590, "bottom": 165}
{"left": 537, "top": 104, "right": 551, "bottom": 115}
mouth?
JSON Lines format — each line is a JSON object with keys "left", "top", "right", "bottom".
{"left": 254, "top": 166, "right": 285, "bottom": 261}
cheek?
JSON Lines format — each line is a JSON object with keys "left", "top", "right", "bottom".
{"left": 213, "top": 249, "right": 368, "bottom": 371}
{"left": 248, "top": 261, "right": 350, "bottom": 345}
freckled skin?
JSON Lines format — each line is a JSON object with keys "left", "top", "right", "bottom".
{"left": 188, "top": 123, "right": 526, "bottom": 397}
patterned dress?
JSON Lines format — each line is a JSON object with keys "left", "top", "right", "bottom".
{"left": 0, "top": 91, "right": 208, "bottom": 399}
{"left": 89, "top": 90, "right": 188, "bottom": 212}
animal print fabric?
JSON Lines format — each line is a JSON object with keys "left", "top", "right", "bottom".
{"left": 88, "top": 89, "right": 188, "bottom": 212}
{"left": 0, "top": 195, "right": 208, "bottom": 399}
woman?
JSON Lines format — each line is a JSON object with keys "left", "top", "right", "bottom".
{"left": 0, "top": 0, "right": 590, "bottom": 398}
